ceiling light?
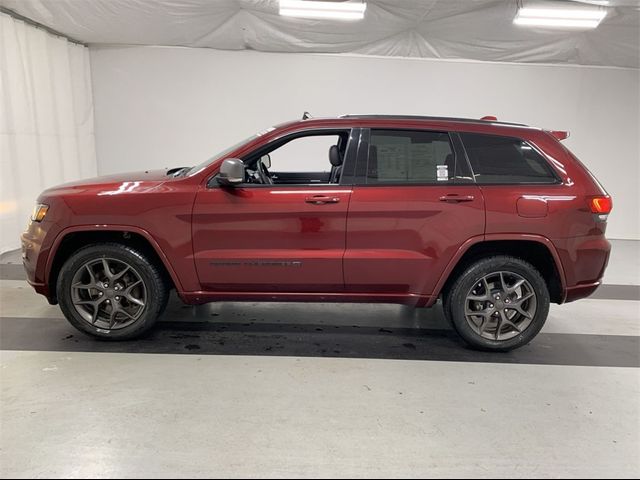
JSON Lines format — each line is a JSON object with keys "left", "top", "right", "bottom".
{"left": 514, "top": 5, "right": 607, "bottom": 28}
{"left": 279, "top": 0, "right": 366, "bottom": 21}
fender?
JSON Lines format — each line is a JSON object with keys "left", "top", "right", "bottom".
{"left": 426, "top": 233, "right": 568, "bottom": 307}
{"left": 45, "top": 224, "right": 186, "bottom": 294}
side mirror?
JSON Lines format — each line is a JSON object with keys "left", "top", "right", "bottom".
{"left": 217, "top": 158, "right": 245, "bottom": 186}
{"left": 260, "top": 154, "right": 271, "bottom": 169}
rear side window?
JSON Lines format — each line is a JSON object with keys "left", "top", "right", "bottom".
{"left": 367, "top": 130, "right": 455, "bottom": 184}
{"left": 460, "top": 133, "right": 558, "bottom": 184}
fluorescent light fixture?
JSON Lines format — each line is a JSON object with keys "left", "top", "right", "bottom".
{"left": 514, "top": 5, "right": 607, "bottom": 28}
{"left": 279, "top": 0, "right": 366, "bottom": 20}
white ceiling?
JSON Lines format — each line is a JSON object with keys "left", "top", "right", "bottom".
{"left": 1, "top": 0, "right": 639, "bottom": 68}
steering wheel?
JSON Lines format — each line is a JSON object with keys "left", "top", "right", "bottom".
{"left": 258, "top": 160, "right": 273, "bottom": 185}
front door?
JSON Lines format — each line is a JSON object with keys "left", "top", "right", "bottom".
{"left": 192, "top": 129, "right": 356, "bottom": 292}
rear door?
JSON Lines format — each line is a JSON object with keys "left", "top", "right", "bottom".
{"left": 344, "top": 128, "right": 485, "bottom": 299}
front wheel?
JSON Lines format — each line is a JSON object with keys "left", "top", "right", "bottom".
{"left": 444, "top": 256, "right": 550, "bottom": 351}
{"left": 57, "top": 243, "right": 169, "bottom": 340}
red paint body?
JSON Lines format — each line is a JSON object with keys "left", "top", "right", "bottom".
{"left": 21, "top": 117, "right": 611, "bottom": 307}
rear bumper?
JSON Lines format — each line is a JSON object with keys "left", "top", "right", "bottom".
{"left": 564, "top": 281, "right": 602, "bottom": 303}
{"left": 554, "top": 235, "right": 611, "bottom": 303}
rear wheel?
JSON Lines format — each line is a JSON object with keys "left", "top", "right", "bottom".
{"left": 444, "top": 256, "right": 550, "bottom": 351}
{"left": 57, "top": 243, "right": 169, "bottom": 340}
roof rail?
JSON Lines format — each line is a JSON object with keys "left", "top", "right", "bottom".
{"left": 338, "top": 114, "right": 527, "bottom": 127}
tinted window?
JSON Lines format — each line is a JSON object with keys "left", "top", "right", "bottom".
{"left": 367, "top": 130, "right": 455, "bottom": 184}
{"left": 460, "top": 133, "right": 558, "bottom": 184}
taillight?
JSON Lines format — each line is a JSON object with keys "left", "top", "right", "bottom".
{"left": 589, "top": 196, "right": 612, "bottom": 221}
{"left": 590, "top": 196, "right": 612, "bottom": 214}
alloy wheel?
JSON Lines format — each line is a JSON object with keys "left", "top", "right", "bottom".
{"left": 464, "top": 271, "right": 537, "bottom": 341}
{"left": 70, "top": 257, "right": 147, "bottom": 330}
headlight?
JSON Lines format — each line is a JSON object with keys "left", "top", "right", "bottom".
{"left": 31, "top": 204, "right": 49, "bottom": 222}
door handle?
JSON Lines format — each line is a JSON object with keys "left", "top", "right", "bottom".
{"left": 439, "top": 194, "right": 475, "bottom": 203}
{"left": 305, "top": 195, "right": 341, "bottom": 205}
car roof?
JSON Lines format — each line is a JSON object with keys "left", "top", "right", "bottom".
{"left": 272, "top": 115, "right": 542, "bottom": 137}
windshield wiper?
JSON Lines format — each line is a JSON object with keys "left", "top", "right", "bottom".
{"left": 166, "top": 166, "right": 191, "bottom": 177}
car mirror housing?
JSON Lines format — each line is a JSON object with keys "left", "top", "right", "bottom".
{"left": 217, "top": 158, "right": 245, "bottom": 186}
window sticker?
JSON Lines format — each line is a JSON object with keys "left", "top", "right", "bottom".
{"left": 377, "top": 144, "right": 409, "bottom": 180}
{"left": 409, "top": 143, "right": 434, "bottom": 180}
{"left": 437, "top": 164, "right": 449, "bottom": 181}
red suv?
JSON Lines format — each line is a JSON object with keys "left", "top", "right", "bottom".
{"left": 21, "top": 115, "right": 612, "bottom": 351}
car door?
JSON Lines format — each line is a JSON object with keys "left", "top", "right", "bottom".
{"left": 192, "top": 128, "right": 358, "bottom": 292}
{"left": 344, "top": 128, "right": 485, "bottom": 301}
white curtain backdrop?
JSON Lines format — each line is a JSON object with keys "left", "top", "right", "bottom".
{"left": 0, "top": 11, "right": 96, "bottom": 254}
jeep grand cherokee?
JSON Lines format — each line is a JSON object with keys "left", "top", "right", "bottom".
{"left": 21, "top": 114, "right": 612, "bottom": 351}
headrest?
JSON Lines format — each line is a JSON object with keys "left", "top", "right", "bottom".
{"left": 445, "top": 153, "right": 454, "bottom": 168}
{"left": 368, "top": 145, "right": 378, "bottom": 176}
{"left": 329, "top": 145, "right": 342, "bottom": 167}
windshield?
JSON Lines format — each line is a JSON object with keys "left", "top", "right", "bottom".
{"left": 186, "top": 134, "right": 258, "bottom": 176}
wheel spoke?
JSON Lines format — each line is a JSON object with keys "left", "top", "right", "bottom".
{"left": 84, "top": 264, "right": 96, "bottom": 283}
{"left": 508, "top": 305, "right": 532, "bottom": 319}
{"left": 102, "top": 258, "right": 114, "bottom": 280}
{"left": 125, "top": 279, "right": 142, "bottom": 292}
{"left": 495, "top": 312, "right": 504, "bottom": 340}
{"left": 468, "top": 294, "right": 490, "bottom": 302}
{"left": 481, "top": 277, "right": 491, "bottom": 295}
{"left": 72, "top": 282, "right": 93, "bottom": 292}
{"left": 499, "top": 272, "right": 508, "bottom": 293}
{"left": 108, "top": 305, "right": 119, "bottom": 329}
{"left": 507, "top": 279, "right": 526, "bottom": 293}
{"left": 126, "top": 293, "right": 145, "bottom": 307}
{"left": 118, "top": 306, "right": 135, "bottom": 320}
{"left": 478, "top": 314, "right": 491, "bottom": 334}
{"left": 91, "top": 305, "right": 99, "bottom": 324}
{"left": 499, "top": 310, "right": 522, "bottom": 334}
{"left": 515, "top": 292, "right": 535, "bottom": 305}
{"left": 75, "top": 299, "right": 99, "bottom": 306}
{"left": 112, "top": 265, "right": 130, "bottom": 281}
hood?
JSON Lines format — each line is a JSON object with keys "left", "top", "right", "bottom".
{"left": 40, "top": 169, "right": 174, "bottom": 197}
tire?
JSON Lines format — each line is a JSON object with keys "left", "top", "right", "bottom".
{"left": 444, "top": 255, "right": 550, "bottom": 352}
{"left": 57, "top": 243, "right": 169, "bottom": 340}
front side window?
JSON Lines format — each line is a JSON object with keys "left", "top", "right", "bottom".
{"left": 267, "top": 134, "right": 342, "bottom": 173}
{"left": 460, "top": 133, "right": 558, "bottom": 184}
{"left": 367, "top": 130, "right": 455, "bottom": 184}
{"left": 241, "top": 130, "right": 351, "bottom": 185}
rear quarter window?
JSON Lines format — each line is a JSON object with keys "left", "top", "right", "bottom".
{"left": 460, "top": 133, "right": 559, "bottom": 184}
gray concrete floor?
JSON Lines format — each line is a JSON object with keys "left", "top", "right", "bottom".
{"left": 1, "top": 241, "right": 639, "bottom": 478}
{"left": 1, "top": 351, "right": 638, "bottom": 478}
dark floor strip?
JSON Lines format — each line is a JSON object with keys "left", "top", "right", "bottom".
{"left": 1, "top": 317, "right": 638, "bottom": 368}
{"left": 1, "top": 264, "right": 639, "bottom": 301}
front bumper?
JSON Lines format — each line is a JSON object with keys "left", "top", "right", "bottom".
{"left": 21, "top": 219, "right": 56, "bottom": 300}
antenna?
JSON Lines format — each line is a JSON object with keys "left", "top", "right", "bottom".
{"left": 302, "top": 111, "right": 311, "bottom": 120}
